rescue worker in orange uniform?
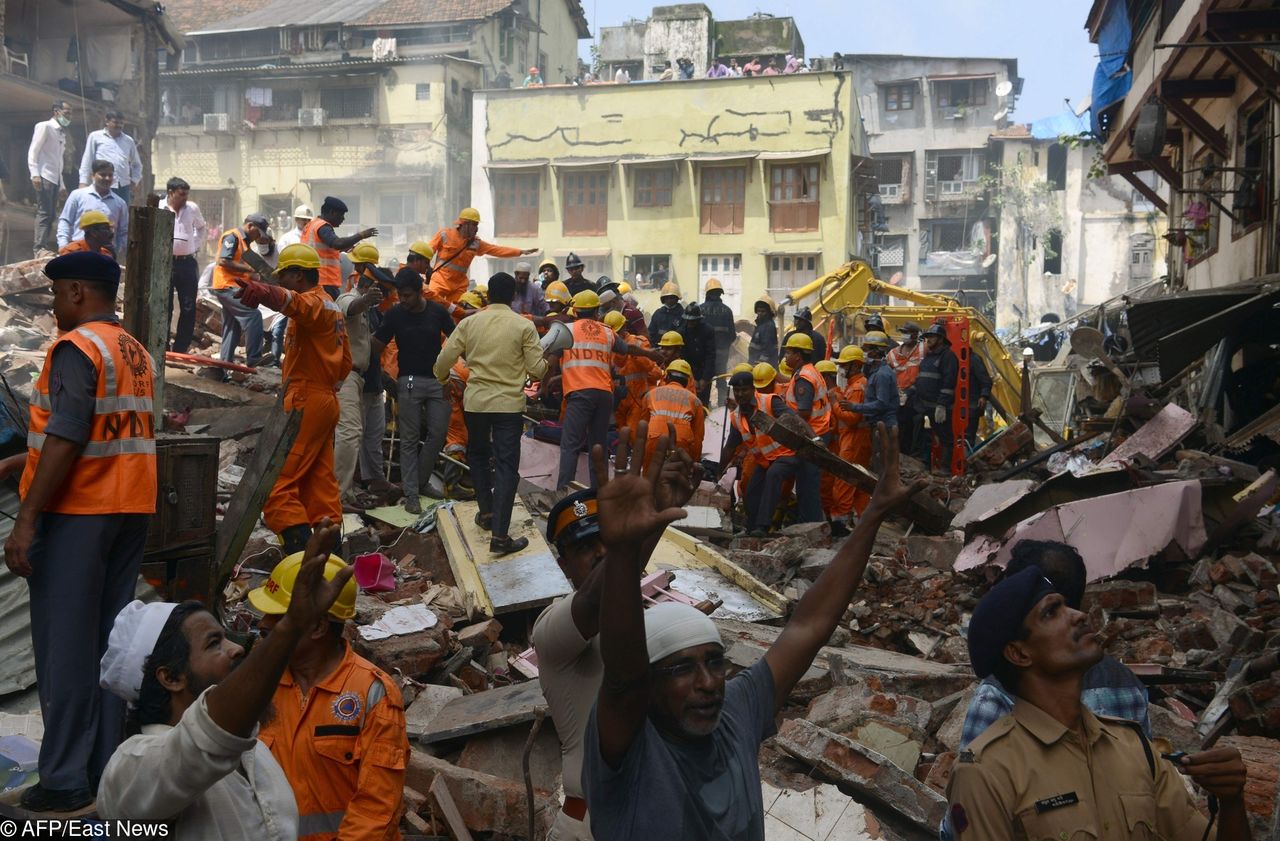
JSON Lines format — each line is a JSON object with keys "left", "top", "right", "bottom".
{"left": 641, "top": 359, "right": 704, "bottom": 467}
{"left": 250, "top": 552, "right": 408, "bottom": 841}
{"left": 3, "top": 252, "right": 156, "bottom": 812}
{"left": 212, "top": 212, "right": 273, "bottom": 367}
{"left": 782, "top": 333, "right": 830, "bottom": 524}
{"left": 427, "top": 207, "right": 537, "bottom": 305}
{"left": 444, "top": 359, "right": 470, "bottom": 464}
{"left": 236, "top": 244, "right": 352, "bottom": 555}
{"left": 887, "top": 321, "right": 924, "bottom": 451}
{"left": 301, "top": 197, "right": 378, "bottom": 299}
{"left": 605, "top": 310, "right": 661, "bottom": 439}
{"left": 816, "top": 359, "right": 842, "bottom": 521}
{"left": 832, "top": 345, "right": 873, "bottom": 522}
{"left": 548, "top": 290, "right": 657, "bottom": 490}
{"left": 58, "top": 210, "right": 115, "bottom": 257}
{"left": 716, "top": 369, "right": 799, "bottom": 537}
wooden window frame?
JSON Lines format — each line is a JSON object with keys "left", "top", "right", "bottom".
{"left": 493, "top": 171, "right": 541, "bottom": 237}
{"left": 768, "top": 162, "right": 821, "bottom": 232}
{"left": 561, "top": 169, "right": 609, "bottom": 236}
{"left": 633, "top": 167, "right": 674, "bottom": 208}
{"left": 884, "top": 84, "right": 914, "bottom": 112}
{"left": 699, "top": 166, "right": 747, "bottom": 235}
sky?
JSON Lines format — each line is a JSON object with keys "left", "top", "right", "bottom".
{"left": 577, "top": 0, "right": 1099, "bottom": 122}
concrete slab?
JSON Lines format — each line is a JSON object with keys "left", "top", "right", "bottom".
{"left": 419, "top": 680, "right": 547, "bottom": 745}
{"left": 519, "top": 436, "right": 589, "bottom": 491}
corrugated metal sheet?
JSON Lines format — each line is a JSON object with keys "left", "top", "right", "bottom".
{"left": 0, "top": 486, "right": 36, "bottom": 696}
{"left": 1222, "top": 402, "right": 1280, "bottom": 453}
{"left": 191, "top": 0, "right": 392, "bottom": 34}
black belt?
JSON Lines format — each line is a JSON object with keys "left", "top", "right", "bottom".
{"left": 174, "top": 254, "right": 197, "bottom": 260}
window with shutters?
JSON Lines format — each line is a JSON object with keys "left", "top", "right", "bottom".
{"left": 766, "top": 254, "right": 819, "bottom": 296}
{"left": 494, "top": 172, "right": 540, "bottom": 236}
{"left": 700, "top": 166, "right": 746, "bottom": 234}
{"left": 633, "top": 167, "right": 673, "bottom": 207}
{"left": 562, "top": 169, "right": 609, "bottom": 236}
{"left": 883, "top": 84, "right": 914, "bottom": 112}
{"left": 769, "top": 163, "right": 820, "bottom": 232}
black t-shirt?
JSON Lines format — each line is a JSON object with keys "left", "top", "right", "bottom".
{"left": 374, "top": 301, "right": 453, "bottom": 377}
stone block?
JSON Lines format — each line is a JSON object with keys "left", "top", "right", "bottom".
{"left": 406, "top": 751, "right": 556, "bottom": 838}
{"left": 1147, "top": 702, "right": 1201, "bottom": 755}
{"left": 1229, "top": 675, "right": 1280, "bottom": 739}
{"left": 1207, "top": 606, "right": 1263, "bottom": 654}
{"left": 457, "top": 618, "right": 503, "bottom": 649}
{"left": 456, "top": 722, "right": 564, "bottom": 792}
{"left": 404, "top": 684, "right": 464, "bottom": 739}
{"left": 774, "top": 718, "right": 946, "bottom": 832}
{"left": 923, "top": 751, "right": 957, "bottom": 795}
{"left": 352, "top": 629, "right": 448, "bottom": 679}
{"left": 848, "top": 719, "right": 923, "bottom": 775}
{"left": 933, "top": 689, "right": 975, "bottom": 754}
{"left": 904, "top": 534, "right": 964, "bottom": 571}
{"left": 805, "top": 684, "right": 933, "bottom": 734}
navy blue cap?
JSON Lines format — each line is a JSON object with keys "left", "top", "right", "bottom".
{"left": 729, "top": 371, "right": 754, "bottom": 388}
{"left": 245, "top": 213, "right": 269, "bottom": 230}
{"left": 967, "top": 565, "right": 1057, "bottom": 679}
{"left": 547, "top": 489, "right": 599, "bottom": 546}
{"left": 321, "top": 196, "right": 348, "bottom": 213}
{"left": 44, "top": 251, "right": 120, "bottom": 286}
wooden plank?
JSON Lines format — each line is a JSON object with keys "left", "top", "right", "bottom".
{"left": 419, "top": 680, "right": 547, "bottom": 745}
{"left": 1160, "top": 95, "right": 1228, "bottom": 158}
{"left": 211, "top": 404, "right": 301, "bottom": 598}
{"left": 429, "top": 776, "right": 475, "bottom": 841}
{"left": 122, "top": 205, "right": 174, "bottom": 425}
{"left": 750, "top": 411, "right": 954, "bottom": 534}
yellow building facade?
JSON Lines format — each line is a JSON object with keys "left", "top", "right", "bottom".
{"left": 470, "top": 72, "right": 872, "bottom": 316}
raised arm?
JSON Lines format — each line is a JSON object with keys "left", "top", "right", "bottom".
{"left": 762, "top": 425, "right": 924, "bottom": 710}
{"left": 592, "top": 425, "right": 690, "bottom": 768}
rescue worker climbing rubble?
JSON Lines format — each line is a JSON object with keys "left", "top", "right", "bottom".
{"left": 428, "top": 207, "right": 536, "bottom": 305}
{"left": 235, "top": 244, "right": 352, "bottom": 555}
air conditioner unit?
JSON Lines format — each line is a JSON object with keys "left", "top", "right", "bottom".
{"left": 298, "top": 108, "right": 327, "bottom": 127}
{"left": 203, "top": 113, "right": 230, "bottom": 133}
{"left": 940, "top": 180, "right": 965, "bottom": 195}
{"left": 879, "top": 183, "right": 901, "bottom": 199}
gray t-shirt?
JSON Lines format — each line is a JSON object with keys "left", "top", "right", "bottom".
{"left": 582, "top": 658, "right": 776, "bottom": 841}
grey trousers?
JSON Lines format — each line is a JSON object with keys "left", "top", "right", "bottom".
{"left": 359, "top": 388, "right": 386, "bottom": 482}
{"left": 745, "top": 456, "right": 800, "bottom": 531}
{"left": 28, "top": 512, "right": 149, "bottom": 790}
{"left": 398, "top": 375, "right": 449, "bottom": 498}
{"left": 214, "top": 288, "right": 264, "bottom": 364}
{"left": 557, "top": 389, "right": 613, "bottom": 490}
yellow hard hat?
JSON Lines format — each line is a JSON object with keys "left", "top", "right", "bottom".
{"left": 731, "top": 362, "right": 753, "bottom": 375}
{"left": 603, "top": 311, "right": 626, "bottom": 331}
{"left": 351, "top": 242, "right": 380, "bottom": 264}
{"left": 704, "top": 277, "right": 723, "bottom": 293}
{"left": 783, "top": 332, "right": 814, "bottom": 352}
{"left": 475, "top": 285, "right": 488, "bottom": 303}
{"left": 658, "top": 330, "right": 685, "bottom": 348}
{"left": 816, "top": 360, "right": 838, "bottom": 375}
{"left": 755, "top": 293, "right": 776, "bottom": 311}
{"left": 538, "top": 258, "right": 558, "bottom": 272}
{"left": 751, "top": 363, "right": 777, "bottom": 389}
{"left": 666, "top": 359, "right": 693, "bottom": 379}
{"left": 838, "top": 345, "right": 866, "bottom": 364}
{"left": 459, "top": 291, "right": 485, "bottom": 309}
{"left": 618, "top": 281, "right": 632, "bottom": 296}
{"left": 458, "top": 207, "right": 481, "bottom": 223}
{"left": 545, "top": 280, "right": 571, "bottom": 304}
{"left": 572, "top": 290, "right": 601, "bottom": 310}
{"left": 409, "top": 240, "right": 434, "bottom": 260}
{"left": 275, "top": 243, "right": 321, "bottom": 273}
{"left": 659, "top": 281, "right": 681, "bottom": 298}
{"left": 78, "top": 210, "right": 112, "bottom": 230}
{"left": 862, "top": 330, "right": 891, "bottom": 348}
{"left": 248, "top": 552, "right": 356, "bottom": 621}
{"left": 779, "top": 361, "right": 794, "bottom": 377}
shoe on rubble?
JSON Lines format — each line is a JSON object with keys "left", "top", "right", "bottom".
{"left": 404, "top": 495, "right": 422, "bottom": 515}
{"left": 20, "top": 784, "right": 93, "bottom": 813}
{"left": 490, "top": 535, "right": 529, "bottom": 556}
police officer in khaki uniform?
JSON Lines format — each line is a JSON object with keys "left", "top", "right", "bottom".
{"left": 946, "top": 566, "right": 1252, "bottom": 841}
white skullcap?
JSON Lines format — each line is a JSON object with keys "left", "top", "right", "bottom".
{"left": 515, "top": 261, "right": 532, "bottom": 273}
{"left": 598, "top": 289, "right": 618, "bottom": 305}
{"left": 100, "top": 600, "right": 179, "bottom": 703}
{"left": 644, "top": 602, "right": 720, "bottom": 664}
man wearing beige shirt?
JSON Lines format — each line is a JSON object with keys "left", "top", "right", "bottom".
{"left": 335, "top": 268, "right": 384, "bottom": 509}
{"left": 433, "top": 272, "right": 547, "bottom": 554}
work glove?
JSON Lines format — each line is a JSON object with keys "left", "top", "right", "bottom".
{"left": 933, "top": 405, "right": 946, "bottom": 425}
{"left": 235, "top": 277, "right": 288, "bottom": 311}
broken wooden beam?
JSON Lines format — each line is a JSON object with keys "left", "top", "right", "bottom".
{"left": 750, "top": 411, "right": 954, "bottom": 534}
{"left": 122, "top": 205, "right": 175, "bottom": 424}
{"left": 211, "top": 404, "right": 301, "bottom": 598}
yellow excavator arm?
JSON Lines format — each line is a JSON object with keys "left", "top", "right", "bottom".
{"left": 783, "top": 260, "right": 1023, "bottom": 419}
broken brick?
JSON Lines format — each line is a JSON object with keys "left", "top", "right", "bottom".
{"left": 406, "top": 751, "right": 556, "bottom": 839}
{"left": 904, "top": 534, "right": 964, "bottom": 571}
{"left": 1082, "top": 580, "right": 1158, "bottom": 615}
{"left": 457, "top": 618, "right": 503, "bottom": 649}
{"left": 923, "top": 750, "right": 957, "bottom": 794}
{"left": 352, "top": 630, "right": 447, "bottom": 679}
{"left": 1219, "top": 735, "right": 1280, "bottom": 839}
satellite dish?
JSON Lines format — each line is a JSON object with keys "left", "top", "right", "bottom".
{"left": 982, "top": 253, "right": 998, "bottom": 269}
{"left": 993, "top": 107, "right": 1008, "bottom": 121}
{"left": 996, "top": 80, "right": 1013, "bottom": 97}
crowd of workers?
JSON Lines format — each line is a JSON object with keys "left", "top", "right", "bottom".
{"left": 0, "top": 190, "right": 1253, "bottom": 839}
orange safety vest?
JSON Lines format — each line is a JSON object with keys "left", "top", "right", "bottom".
{"left": 211, "top": 227, "right": 252, "bottom": 290}
{"left": 562, "top": 318, "right": 616, "bottom": 394}
{"left": 20, "top": 321, "right": 157, "bottom": 515}
{"left": 302, "top": 217, "right": 343, "bottom": 290}
{"left": 646, "top": 383, "right": 700, "bottom": 443}
{"left": 785, "top": 363, "right": 831, "bottom": 435}
{"left": 734, "top": 393, "right": 793, "bottom": 463}
{"left": 887, "top": 342, "right": 924, "bottom": 390}
{"left": 258, "top": 644, "right": 409, "bottom": 841}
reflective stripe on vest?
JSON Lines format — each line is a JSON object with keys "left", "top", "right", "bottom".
{"left": 431, "top": 228, "right": 471, "bottom": 273}
{"left": 297, "top": 810, "right": 346, "bottom": 837}
{"left": 562, "top": 320, "right": 615, "bottom": 394}
{"left": 889, "top": 343, "right": 923, "bottom": 389}
{"left": 735, "top": 393, "right": 789, "bottom": 461}
{"left": 19, "top": 322, "right": 157, "bottom": 515}
{"left": 302, "top": 217, "right": 342, "bottom": 288}
{"left": 211, "top": 227, "right": 251, "bottom": 289}
{"left": 786, "top": 365, "right": 831, "bottom": 434}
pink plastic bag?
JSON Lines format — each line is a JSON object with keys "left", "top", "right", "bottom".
{"left": 354, "top": 552, "right": 396, "bottom": 593}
